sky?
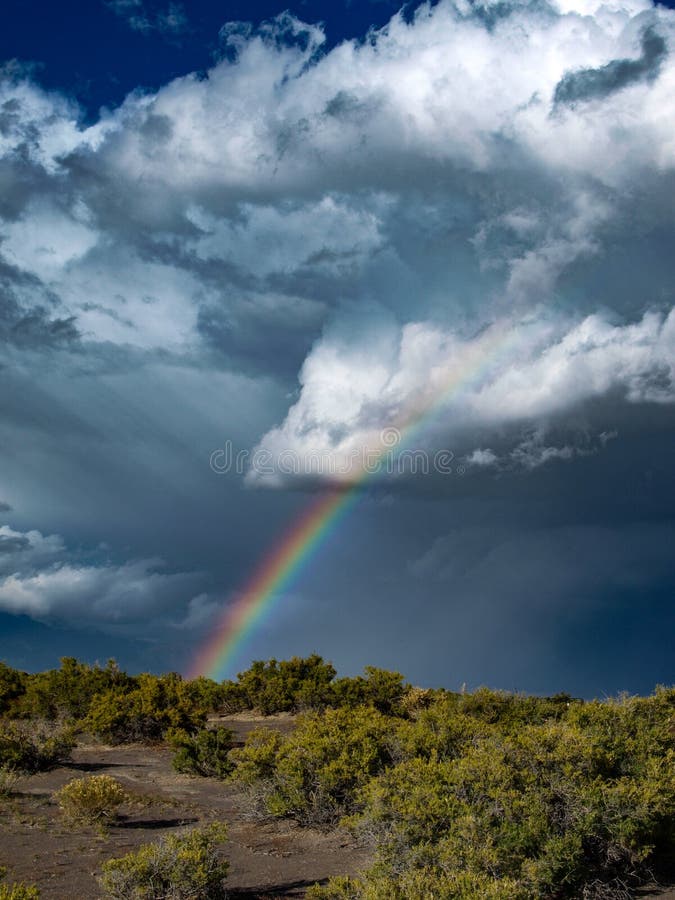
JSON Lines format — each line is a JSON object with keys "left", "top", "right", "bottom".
{"left": 0, "top": 0, "right": 673, "bottom": 697}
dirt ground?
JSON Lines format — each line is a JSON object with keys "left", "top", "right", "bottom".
{"left": 0, "top": 714, "right": 370, "bottom": 899}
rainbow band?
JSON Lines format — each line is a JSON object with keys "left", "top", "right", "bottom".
{"left": 188, "top": 321, "right": 511, "bottom": 681}
{"left": 189, "top": 487, "right": 358, "bottom": 680}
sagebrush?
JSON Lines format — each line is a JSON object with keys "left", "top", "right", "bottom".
{"left": 0, "top": 867, "right": 39, "bottom": 900}
{"left": 169, "top": 726, "right": 235, "bottom": 778}
{"left": 55, "top": 774, "right": 128, "bottom": 826}
{"left": 98, "top": 823, "right": 229, "bottom": 899}
{"left": 0, "top": 723, "right": 73, "bottom": 773}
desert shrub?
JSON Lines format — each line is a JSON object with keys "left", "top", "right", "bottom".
{"left": 177, "top": 657, "right": 410, "bottom": 718}
{"left": 419, "top": 686, "right": 578, "bottom": 732}
{"left": 216, "top": 680, "right": 247, "bottom": 713}
{"left": 358, "top": 667, "right": 407, "bottom": 716}
{"left": 55, "top": 774, "right": 128, "bottom": 826}
{"left": 393, "top": 697, "right": 494, "bottom": 763}
{"left": 228, "top": 727, "right": 284, "bottom": 783}
{"left": 0, "top": 722, "right": 74, "bottom": 773}
{"left": 0, "top": 664, "right": 27, "bottom": 718}
{"left": 327, "top": 677, "right": 372, "bottom": 710}
{"left": 399, "top": 686, "right": 435, "bottom": 716}
{"left": 85, "top": 673, "right": 207, "bottom": 743}
{"left": 231, "top": 706, "right": 395, "bottom": 825}
{"left": 330, "top": 667, "right": 408, "bottom": 716}
{"left": 17, "top": 658, "right": 132, "bottom": 721}
{"left": 345, "top": 711, "right": 675, "bottom": 898}
{"left": 169, "top": 726, "right": 235, "bottom": 778}
{"left": 98, "top": 822, "right": 228, "bottom": 899}
{"left": 236, "top": 655, "right": 337, "bottom": 714}
{"left": 307, "top": 870, "right": 525, "bottom": 899}
{"left": 306, "top": 876, "right": 361, "bottom": 900}
{"left": 0, "top": 886, "right": 39, "bottom": 900}
{"left": 180, "top": 676, "right": 230, "bottom": 714}
{"left": 564, "top": 687, "right": 675, "bottom": 776}
{"left": 0, "top": 869, "right": 39, "bottom": 900}
{"left": 0, "top": 767, "right": 19, "bottom": 798}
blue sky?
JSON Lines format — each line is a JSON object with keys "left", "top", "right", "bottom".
{"left": 1, "top": 0, "right": 408, "bottom": 117}
{"left": 0, "top": 0, "right": 674, "bottom": 696}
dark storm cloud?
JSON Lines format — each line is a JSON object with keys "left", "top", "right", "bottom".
{"left": 197, "top": 294, "right": 325, "bottom": 379}
{"left": 553, "top": 27, "right": 667, "bottom": 108}
{"left": 0, "top": 262, "right": 79, "bottom": 349}
{"left": 0, "top": 534, "right": 29, "bottom": 553}
{"left": 258, "top": 404, "right": 675, "bottom": 697}
{"left": 0, "top": 0, "right": 674, "bottom": 692}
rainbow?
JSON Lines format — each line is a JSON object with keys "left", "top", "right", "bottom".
{"left": 188, "top": 321, "right": 511, "bottom": 681}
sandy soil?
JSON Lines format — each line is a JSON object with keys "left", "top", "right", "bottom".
{"left": 0, "top": 715, "right": 370, "bottom": 899}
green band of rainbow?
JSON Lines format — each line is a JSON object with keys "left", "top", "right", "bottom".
{"left": 188, "top": 322, "right": 511, "bottom": 681}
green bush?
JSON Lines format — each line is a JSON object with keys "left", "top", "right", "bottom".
{"left": 17, "top": 658, "right": 132, "bottom": 721}
{"left": 0, "top": 767, "right": 19, "bottom": 798}
{"left": 342, "top": 711, "right": 675, "bottom": 898}
{"left": 55, "top": 775, "right": 128, "bottom": 827}
{"left": 1, "top": 656, "right": 673, "bottom": 898}
{"left": 84, "top": 673, "right": 207, "bottom": 744}
{"left": 217, "top": 680, "right": 248, "bottom": 713}
{"left": 231, "top": 706, "right": 396, "bottom": 825}
{"left": 232, "top": 679, "right": 675, "bottom": 897}
{"left": 2, "top": 659, "right": 230, "bottom": 726}
{"left": 307, "top": 870, "right": 525, "bottom": 899}
{"left": 0, "top": 885, "right": 40, "bottom": 900}
{"left": 0, "top": 868, "right": 39, "bottom": 900}
{"left": 227, "top": 727, "right": 284, "bottom": 784}
{"left": 98, "top": 823, "right": 229, "bottom": 899}
{"left": 169, "top": 726, "right": 235, "bottom": 778}
{"left": 330, "top": 667, "right": 409, "bottom": 716}
{"left": 179, "top": 676, "right": 231, "bottom": 715}
{"left": 0, "top": 723, "right": 74, "bottom": 773}
{"left": 0, "top": 664, "right": 27, "bottom": 718}
{"left": 235, "top": 655, "right": 337, "bottom": 714}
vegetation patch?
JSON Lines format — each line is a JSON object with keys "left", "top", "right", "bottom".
{"left": 306, "top": 688, "right": 675, "bottom": 898}
{"left": 98, "top": 823, "right": 229, "bottom": 899}
{"left": 0, "top": 767, "right": 20, "bottom": 799}
{"left": 84, "top": 673, "right": 209, "bottom": 744}
{"left": 1, "top": 655, "right": 674, "bottom": 897}
{"left": 169, "top": 726, "right": 235, "bottom": 778}
{"left": 55, "top": 774, "right": 128, "bottom": 828}
{"left": 0, "top": 868, "right": 39, "bottom": 900}
{"left": 0, "top": 723, "right": 74, "bottom": 773}
{"left": 231, "top": 705, "right": 397, "bottom": 826}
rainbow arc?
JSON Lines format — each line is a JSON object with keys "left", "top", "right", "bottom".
{"left": 188, "top": 321, "right": 511, "bottom": 681}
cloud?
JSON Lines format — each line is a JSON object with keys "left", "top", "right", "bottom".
{"left": 409, "top": 520, "right": 675, "bottom": 611}
{"left": 0, "top": 524, "right": 205, "bottom": 627}
{"left": 553, "top": 27, "right": 667, "bottom": 108}
{"left": 106, "top": 0, "right": 188, "bottom": 36}
{"left": 466, "top": 428, "right": 619, "bottom": 470}
{"left": 0, "top": 0, "right": 674, "bottom": 668}
{"left": 170, "top": 593, "right": 221, "bottom": 630}
{"left": 0, "top": 533, "right": 29, "bottom": 554}
{"left": 248, "top": 310, "right": 675, "bottom": 485}
{"left": 0, "top": 0, "right": 674, "bottom": 374}
{"left": 1, "top": 201, "right": 98, "bottom": 281}
{"left": 466, "top": 448, "right": 498, "bottom": 467}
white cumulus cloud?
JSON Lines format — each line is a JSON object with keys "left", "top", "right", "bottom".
{"left": 0, "top": 524, "right": 206, "bottom": 627}
{"left": 249, "top": 309, "right": 675, "bottom": 484}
